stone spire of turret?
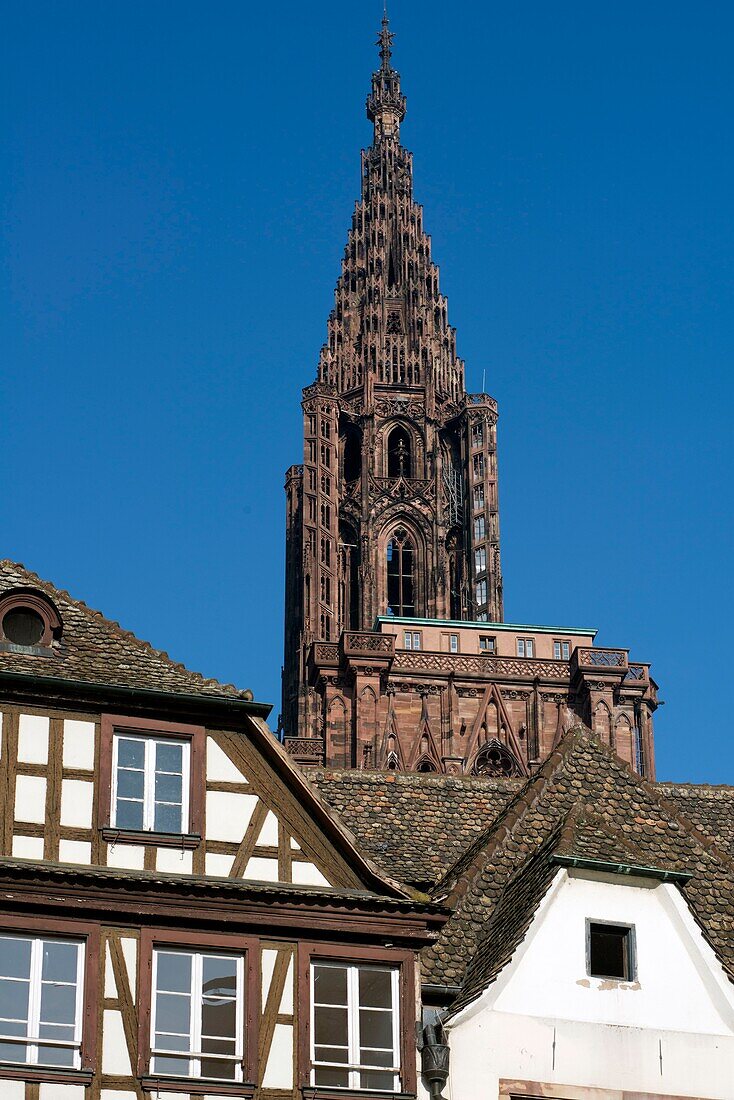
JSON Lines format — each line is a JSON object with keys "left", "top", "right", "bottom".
{"left": 367, "top": 8, "right": 406, "bottom": 143}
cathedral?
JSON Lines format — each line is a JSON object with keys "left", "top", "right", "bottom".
{"left": 282, "top": 15, "right": 658, "bottom": 779}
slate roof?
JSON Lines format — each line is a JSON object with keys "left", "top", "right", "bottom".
{"left": 312, "top": 769, "right": 521, "bottom": 887}
{"left": 426, "top": 730, "right": 734, "bottom": 1010}
{"left": 0, "top": 561, "right": 250, "bottom": 700}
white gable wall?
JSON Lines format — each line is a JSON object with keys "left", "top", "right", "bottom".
{"left": 444, "top": 869, "right": 734, "bottom": 1100}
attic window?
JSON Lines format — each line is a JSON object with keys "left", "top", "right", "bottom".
{"left": 0, "top": 590, "right": 62, "bottom": 650}
{"left": 3, "top": 607, "right": 44, "bottom": 646}
{"left": 587, "top": 921, "right": 635, "bottom": 981}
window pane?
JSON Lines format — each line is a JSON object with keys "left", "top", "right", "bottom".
{"left": 39, "top": 983, "right": 77, "bottom": 1026}
{"left": 0, "top": 1040, "right": 26, "bottom": 1063}
{"left": 0, "top": 978, "right": 29, "bottom": 1027}
{"left": 117, "top": 738, "right": 144, "bottom": 768}
{"left": 314, "top": 1006, "right": 348, "bottom": 1046}
{"left": 313, "top": 964, "right": 347, "bottom": 1006}
{"left": 0, "top": 937, "right": 32, "bottom": 980}
{"left": 41, "top": 941, "right": 78, "bottom": 985}
{"left": 359, "top": 968, "right": 392, "bottom": 1009}
{"left": 155, "top": 771, "right": 182, "bottom": 804}
{"left": 362, "top": 1068, "right": 396, "bottom": 1090}
{"left": 314, "top": 1044, "right": 348, "bottom": 1063}
{"left": 155, "top": 803, "right": 183, "bottom": 834}
{"left": 361, "top": 1046, "right": 393, "bottom": 1067}
{"left": 116, "top": 798, "right": 144, "bottom": 831}
{"left": 156, "top": 742, "right": 183, "bottom": 773}
{"left": 117, "top": 768, "right": 144, "bottom": 799}
{"left": 154, "top": 1052, "right": 189, "bottom": 1075}
{"left": 314, "top": 1066, "right": 349, "bottom": 1087}
{"left": 359, "top": 1007, "right": 393, "bottom": 1048}
{"left": 156, "top": 952, "right": 192, "bottom": 994}
{"left": 156, "top": 992, "right": 191, "bottom": 1035}
{"left": 38, "top": 1043, "right": 76, "bottom": 1068}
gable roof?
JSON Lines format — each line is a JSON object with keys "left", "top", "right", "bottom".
{"left": 0, "top": 561, "right": 251, "bottom": 701}
{"left": 312, "top": 769, "right": 521, "bottom": 887}
{"left": 425, "top": 729, "right": 734, "bottom": 1008}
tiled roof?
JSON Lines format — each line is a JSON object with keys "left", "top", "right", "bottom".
{"left": 655, "top": 782, "right": 734, "bottom": 858}
{"left": 427, "top": 730, "right": 734, "bottom": 1007}
{"left": 311, "top": 769, "right": 521, "bottom": 887}
{"left": 0, "top": 561, "right": 250, "bottom": 700}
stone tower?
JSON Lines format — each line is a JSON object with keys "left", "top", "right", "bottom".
{"left": 282, "top": 18, "right": 658, "bottom": 776}
{"left": 282, "top": 16, "right": 503, "bottom": 741}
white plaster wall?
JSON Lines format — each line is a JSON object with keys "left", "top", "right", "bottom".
{"left": 292, "top": 860, "right": 331, "bottom": 887}
{"left": 263, "top": 1022, "right": 294, "bottom": 1087}
{"left": 245, "top": 856, "right": 280, "bottom": 882}
{"left": 62, "top": 719, "right": 95, "bottom": 770}
{"left": 156, "top": 846, "right": 193, "bottom": 874}
{"left": 102, "top": 1008, "right": 132, "bottom": 1074}
{"left": 0, "top": 1080, "right": 23, "bottom": 1100}
{"left": 38, "top": 1083, "right": 86, "bottom": 1100}
{"left": 106, "top": 843, "right": 145, "bottom": 870}
{"left": 15, "top": 774, "right": 46, "bottom": 823}
{"left": 59, "top": 778, "right": 94, "bottom": 827}
{"left": 206, "top": 736, "right": 248, "bottom": 782}
{"left": 206, "top": 790, "right": 258, "bottom": 842}
{"left": 205, "top": 852, "right": 235, "bottom": 877}
{"left": 58, "top": 839, "right": 92, "bottom": 864}
{"left": 446, "top": 870, "right": 734, "bottom": 1100}
{"left": 17, "top": 713, "right": 49, "bottom": 763}
{"left": 12, "top": 834, "right": 45, "bottom": 859}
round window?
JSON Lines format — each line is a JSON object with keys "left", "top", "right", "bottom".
{"left": 2, "top": 607, "right": 45, "bottom": 647}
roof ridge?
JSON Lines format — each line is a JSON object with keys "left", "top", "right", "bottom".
{"left": 0, "top": 559, "right": 251, "bottom": 698}
{"left": 432, "top": 728, "right": 588, "bottom": 902}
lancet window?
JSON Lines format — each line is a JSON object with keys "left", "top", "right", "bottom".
{"left": 386, "top": 427, "right": 412, "bottom": 478}
{"left": 386, "top": 528, "right": 415, "bottom": 617}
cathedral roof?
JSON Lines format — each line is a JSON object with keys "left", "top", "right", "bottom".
{"left": 0, "top": 560, "right": 256, "bottom": 704}
{"left": 315, "top": 732, "right": 734, "bottom": 1007}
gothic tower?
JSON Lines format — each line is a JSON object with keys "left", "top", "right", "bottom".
{"left": 282, "top": 16, "right": 503, "bottom": 742}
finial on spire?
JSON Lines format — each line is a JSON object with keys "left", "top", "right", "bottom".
{"left": 377, "top": 4, "right": 394, "bottom": 72}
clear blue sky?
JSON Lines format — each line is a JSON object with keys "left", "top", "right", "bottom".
{"left": 2, "top": 2, "right": 732, "bottom": 783}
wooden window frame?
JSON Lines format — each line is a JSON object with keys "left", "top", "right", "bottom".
{"left": 138, "top": 928, "right": 258, "bottom": 1097}
{"left": 296, "top": 942, "right": 417, "bottom": 1099}
{"left": 0, "top": 913, "right": 99, "bottom": 1086}
{"left": 479, "top": 635, "right": 496, "bottom": 654}
{"left": 99, "top": 714, "right": 205, "bottom": 849}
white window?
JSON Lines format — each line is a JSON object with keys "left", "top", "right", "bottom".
{"left": 475, "top": 579, "right": 487, "bottom": 606}
{"left": 475, "top": 547, "right": 486, "bottom": 573}
{"left": 479, "top": 635, "right": 496, "bottom": 653}
{"left": 0, "top": 935, "right": 84, "bottom": 1068}
{"left": 554, "top": 640, "right": 571, "bottom": 660}
{"left": 112, "top": 735, "right": 190, "bottom": 834}
{"left": 472, "top": 485, "right": 485, "bottom": 511}
{"left": 517, "top": 637, "right": 534, "bottom": 658}
{"left": 449, "top": 634, "right": 458, "bottom": 653}
{"left": 474, "top": 516, "right": 485, "bottom": 541}
{"left": 311, "top": 961, "right": 400, "bottom": 1091}
{"left": 151, "top": 949, "right": 244, "bottom": 1081}
{"left": 403, "top": 631, "right": 421, "bottom": 651}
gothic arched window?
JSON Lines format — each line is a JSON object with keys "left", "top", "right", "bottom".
{"left": 387, "top": 427, "right": 412, "bottom": 478}
{"left": 342, "top": 424, "right": 362, "bottom": 483}
{"left": 386, "top": 528, "right": 415, "bottom": 616}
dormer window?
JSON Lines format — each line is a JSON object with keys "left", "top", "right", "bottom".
{"left": 0, "top": 590, "right": 62, "bottom": 651}
{"left": 587, "top": 921, "right": 636, "bottom": 981}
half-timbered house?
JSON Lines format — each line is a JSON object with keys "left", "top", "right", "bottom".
{"left": 0, "top": 560, "right": 446, "bottom": 1100}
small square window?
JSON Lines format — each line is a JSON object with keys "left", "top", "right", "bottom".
{"left": 479, "top": 635, "right": 496, "bottom": 653}
{"left": 554, "top": 640, "right": 571, "bottom": 660}
{"left": 516, "top": 637, "right": 534, "bottom": 658}
{"left": 587, "top": 921, "right": 635, "bottom": 981}
{"left": 404, "top": 631, "right": 422, "bottom": 651}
